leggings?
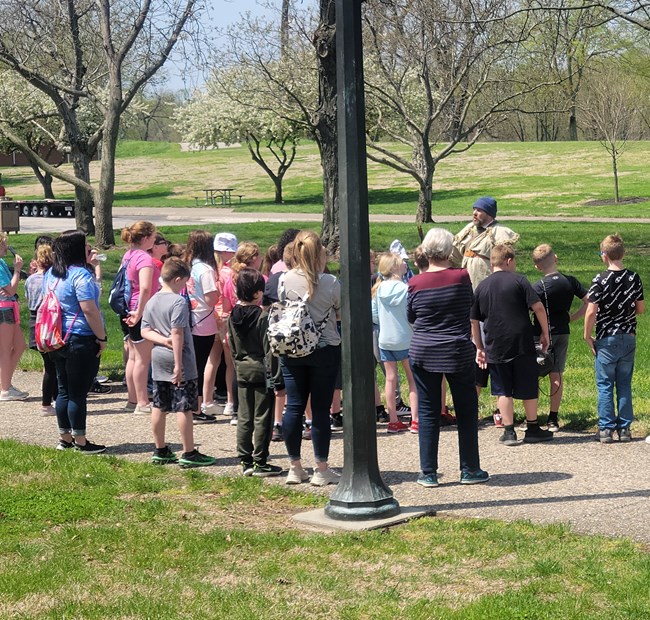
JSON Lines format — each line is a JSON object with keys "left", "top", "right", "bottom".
{"left": 40, "top": 351, "right": 58, "bottom": 406}
{"left": 192, "top": 334, "right": 215, "bottom": 397}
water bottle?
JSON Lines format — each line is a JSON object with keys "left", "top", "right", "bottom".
{"left": 95, "top": 253, "right": 107, "bottom": 262}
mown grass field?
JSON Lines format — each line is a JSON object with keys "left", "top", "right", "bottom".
{"left": 1, "top": 439, "right": 649, "bottom": 620}
{"left": 2, "top": 140, "right": 650, "bottom": 618}
{"left": 1, "top": 139, "right": 650, "bottom": 217}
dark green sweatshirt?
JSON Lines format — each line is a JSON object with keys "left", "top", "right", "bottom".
{"left": 227, "top": 305, "right": 271, "bottom": 387}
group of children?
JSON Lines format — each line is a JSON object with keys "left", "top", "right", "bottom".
{"left": 0, "top": 224, "right": 647, "bottom": 486}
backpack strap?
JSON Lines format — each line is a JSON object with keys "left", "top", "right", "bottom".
{"left": 52, "top": 276, "right": 83, "bottom": 345}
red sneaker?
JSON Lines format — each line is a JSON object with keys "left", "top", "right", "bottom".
{"left": 387, "top": 420, "right": 409, "bottom": 434}
{"left": 440, "top": 407, "right": 457, "bottom": 426}
{"left": 409, "top": 420, "right": 419, "bottom": 434}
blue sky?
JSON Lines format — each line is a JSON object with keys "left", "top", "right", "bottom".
{"left": 165, "top": 0, "right": 273, "bottom": 93}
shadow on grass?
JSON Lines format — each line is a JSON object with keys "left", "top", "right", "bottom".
{"left": 114, "top": 189, "right": 175, "bottom": 201}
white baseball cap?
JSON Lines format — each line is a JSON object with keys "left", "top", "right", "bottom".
{"left": 213, "top": 232, "right": 238, "bottom": 253}
{"left": 389, "top": 239, "right": 409, "bottom": 260}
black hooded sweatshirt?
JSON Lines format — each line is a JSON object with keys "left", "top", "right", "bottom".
{"left": 227, "top": 304, "right": 270, "bottom": 386}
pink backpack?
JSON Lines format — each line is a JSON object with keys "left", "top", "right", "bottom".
{"left": 35, "top": 279, "right": 78, "bottom": 353}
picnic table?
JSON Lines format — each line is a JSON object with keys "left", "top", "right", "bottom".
{"left": 201, "top": 188, "right": 235, "bottom": 206}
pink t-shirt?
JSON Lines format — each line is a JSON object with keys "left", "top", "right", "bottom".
{"left": 222, "top": 271, "right": 267, "bottom": 315}
{"left": 122, "top": 249, "right": 156, "bottom": 312}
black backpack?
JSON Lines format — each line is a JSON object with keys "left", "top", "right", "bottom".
{"left": 108, "top": 258, "right": 132, "bottom": 317}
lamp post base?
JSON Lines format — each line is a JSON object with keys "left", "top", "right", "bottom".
{"left": 325, "top": 497, "right": 401, "bottom": 521}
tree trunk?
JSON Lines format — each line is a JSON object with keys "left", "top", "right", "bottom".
{"left": 70, "top": 149, "right": 95, "bottom": 235}
{"left": 314, "top": 0, "right": 338, "bottom": 254}
{"left": 414, "top": 140, "right": 434, "bottom": 224}
{"left": 415, "top": 183, "right": 433, "bottom": 224}
{"left": 27, "top": 161, "right": 55, "bottom": 199}
{"left": 612, "top": 152, "right": 620, "bottom": 204}
{"left": 273, "top": 176, "right": 284, "bottom": 204}
{"left": 95, "top": 99, "right": 120, "bottom": 247}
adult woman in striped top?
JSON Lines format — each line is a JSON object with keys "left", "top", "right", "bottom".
{"left": 407, "top": 228, "right": 488, "bottom": 488}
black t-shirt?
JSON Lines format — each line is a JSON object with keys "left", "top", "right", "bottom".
{"left": 587, "top": 269, "right": 644, "bottom": 340}
{"left": 533, "top": 272, "right": 588, "bottom": 336}
{"left": 471, "top": 271, "right": 540, "bottom": 363}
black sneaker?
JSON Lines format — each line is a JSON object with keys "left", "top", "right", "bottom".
{"left": 396, "top": 401, "right": 411, "bottom": 417}
{"left": 523, "top": 424, "right": 554, "bottom": 443}
{"left": 546, "top": 415, "right": 560, "bottom": 432}
{"left": 499, "top": 429, "right": 519, "bottom": 446}
{"left": 241, "top": 461, "right": 254, "bottom": 476}
{"left": 89, "top": 381, "right": 112, "bottom": 395}
{"left": 271, "top": 424, "right": 283, "bottom": 442}
{"left": 178, "top": 450, "right": 216, "bottom": 468}
{"left": 330, "top": 412, "right": 343, "bottom": 429}
{"left": 152, "top": 446, "right": 178, "bottom": 465}
{"left": 74, "top": 440, "right": 107, "bottom": 454}
{"left": 193, "top": 411, "right": 217, "bottom": 425}
{"left": 253, "top": 462, "right": 283, "bottom": 477}
{"left": 376, "top": 406, "right": 389, "bottom": 423}
{"left": 56, "top": 439, "right": 74, "bottom": 451}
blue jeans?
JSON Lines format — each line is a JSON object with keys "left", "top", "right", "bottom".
{"left": 594, "top": 333, "right": 636, "bottom": 430}
{"left": 281, "top": 345, "right": 341, "bottom": 463}
{"left": 411, "top": 363, "right": 481, "bottom": 475}
{"left": 51, "top": 334, "right": 100, "bottom": 436}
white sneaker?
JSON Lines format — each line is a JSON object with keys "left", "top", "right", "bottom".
{"left": 0, "top": 386, "right": 29, "bottom": 401}
{"left": 223, "top": 402, "right": 235, "bottom": 417}
{"left": 310, "top": 467, "right": 340, "bottom": 487}
{"left": 286, "top": 465, "right": 310, "bottom": 485}
{"left": 646, "top": 435, "right": 650, "bottom": 444}
{"left": 202, "top": 401, "right": 219, "bottom": 415}
{"left": 95, "top": 375, "right": 109, "bottom": 384}
{"left": 41, "top": 405, "right": 56, "bottom": 416}
{"left": 134, "top": 404, "right": 152, "bottom": 414}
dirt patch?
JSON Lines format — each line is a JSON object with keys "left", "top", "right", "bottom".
{"left": 583, "top": 197, "right": 648, "bottom": 207}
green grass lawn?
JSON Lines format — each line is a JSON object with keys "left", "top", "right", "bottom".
{"left": 8, "top": 219, "right": 650, "bottom": 436}
{"left": 1, "top": 439, "right": 649, "bottom": 619}
{"left": 2, "top": 139, "right": 650, "bottom": 217}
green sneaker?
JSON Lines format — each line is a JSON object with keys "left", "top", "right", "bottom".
{"left": 152, "top": 446, "right": 178, "bottom": 465}
{"left": 179, "top": 450, "right": 217, "bottom": 469}
{"left": 253, "top": 462, "right": 283, "bottom": 477}
{"left": 460, "top": 469, "right": 490, "bottom": 485}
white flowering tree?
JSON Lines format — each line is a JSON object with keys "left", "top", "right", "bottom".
{"left": 176, "top": 73, "right": 301, "bottom": 204}
{"left": 0, "top": 0, "right": 199, "bottom": 245}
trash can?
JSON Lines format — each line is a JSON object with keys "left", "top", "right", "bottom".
{"left": 0, "top": 200, "right": 20, "bottom": 233}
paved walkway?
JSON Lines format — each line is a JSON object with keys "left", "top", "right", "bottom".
{"left": 17, "top": 206, "right": 650, "bottom": 234}
{"left": 2, "top": 372, "right": 649, "bottom": 543}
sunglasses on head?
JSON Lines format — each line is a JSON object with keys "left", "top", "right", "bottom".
{"left": 154, "top": 239, "right": 168, "bottom": 246}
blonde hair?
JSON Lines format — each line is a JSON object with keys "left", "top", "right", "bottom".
{"left": 532, "top": 244, "right": 554, "bottom": 267}
{"left": 601, "top": 234, "right": 625, "bottom": 261}
{"left": 35, "top": 244, "right": 53, "bottom": 270}
{"left": 231, "top": 242, "right": 260, "bottom": 280}
{"left": 292, "top": 230, "right": 323, "bottom": 297}
{"left": 491, "top": 244, "right": 516, "bottom": 267}
{"left": 121, "top": 221, "right": 156, "bottom": 245}
{"left": 0, "top": 232, "right": 7, "bottom": 244}
{"left": 371, "top": 253, "right": 403, "bottom": 297}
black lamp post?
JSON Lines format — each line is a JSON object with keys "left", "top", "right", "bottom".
{"left": 324, "top": 0, "right": 400, "bottom": 521}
